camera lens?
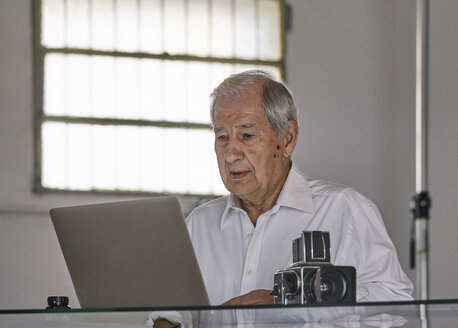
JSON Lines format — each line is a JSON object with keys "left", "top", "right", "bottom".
{"left": 303, "top": 267, "right": 349, "bottom": 304}
{"left": 320, "top": 280, "right": 332, "bottom": 295}
{"left": 319, "top": 267, "right": 348, "bottom": 303}
{"left": 302, "top": 271, "right": 317, "bottom": 303}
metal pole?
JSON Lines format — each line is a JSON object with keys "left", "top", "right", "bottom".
{"left": 414, "top": 0, "right": 430, "bottom": 303}
{"left": 413, "top": 1, "right": 431, "bottom": 325}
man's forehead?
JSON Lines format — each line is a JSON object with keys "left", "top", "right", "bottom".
{"left": 213, "top": 97, "right": 265, "bottom": 120}
{"left": 213, "top": 102, "right": 272, "bottom": 134}
{"left": 214, "top": 123, "right": 257, "bottom": 133}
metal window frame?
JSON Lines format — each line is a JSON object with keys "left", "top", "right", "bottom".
{"left": 32, "top": 0, "right": 286, "bottom": 197}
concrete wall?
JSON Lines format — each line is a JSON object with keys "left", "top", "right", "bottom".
{"left": 0, "top": 0, "right": 457, "bottom": 309}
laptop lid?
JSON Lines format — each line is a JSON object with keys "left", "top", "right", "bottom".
{"left": 50, "top": 196, "right": 209, "bottom": 308}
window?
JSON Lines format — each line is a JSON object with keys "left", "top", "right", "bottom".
{"left": 33, "top": 0, "right": 284, "bottom": 195}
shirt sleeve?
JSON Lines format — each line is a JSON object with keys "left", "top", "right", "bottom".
{"left": 341, "top": 202, "right": 414, "bottom": 302}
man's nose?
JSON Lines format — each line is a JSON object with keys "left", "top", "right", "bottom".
{"left": 224, "top": 138, "right": 244, "bottom": 163}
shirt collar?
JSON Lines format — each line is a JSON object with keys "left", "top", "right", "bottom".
{"left": 275, "top": 164, "right": 314, "bottom": 213}
{"left": 219, "top": 163, "right": 315, "bottom": 229}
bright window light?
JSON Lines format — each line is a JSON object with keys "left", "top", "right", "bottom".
{"left": 37, "top": 0, "right": 284, "bottom": 195}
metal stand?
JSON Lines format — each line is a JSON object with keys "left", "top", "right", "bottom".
{"left": 410, "top": 0, "right": 431, "bottom": 326}
{"left": 410, "top": 192, "right": 430, "bottom": 325}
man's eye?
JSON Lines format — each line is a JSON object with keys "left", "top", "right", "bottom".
{"left": 217, "top": 135, "right": 228, "bottom": 142}
{"left": 243, "top": 133, "right": 254, "bottom": 139}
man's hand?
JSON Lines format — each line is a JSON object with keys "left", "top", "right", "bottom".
{"left": 153, "top": 318, "right": 180, "bottom": 328}
{"left": 220, "top": 289, "right": 274, "bottom": 306}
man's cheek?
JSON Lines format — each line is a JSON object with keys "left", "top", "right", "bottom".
{"left": 245, "top": 150, "right": 260, "bottom": 165}
{"left": 216, "top": 159, "right": 226, "bottom": 179}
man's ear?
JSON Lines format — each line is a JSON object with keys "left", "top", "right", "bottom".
{"left": 282, "top": 120, "right": 299, "bottom": 157}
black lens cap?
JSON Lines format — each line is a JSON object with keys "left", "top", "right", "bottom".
{"left": 46, "top": 296, "right": 70, "bottom": 309}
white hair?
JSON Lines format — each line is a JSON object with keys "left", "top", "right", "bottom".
{"left": 210, "top": 70, "right": 299, "bottom": 137}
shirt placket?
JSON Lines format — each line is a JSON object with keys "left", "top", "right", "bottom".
{"left": 236, "top": 212, "right": 270, "bottom": 324}
{"left": 239, "top": 212, "right": 269, "bottom": 295}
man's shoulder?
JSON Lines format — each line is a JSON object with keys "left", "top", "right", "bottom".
{"left": 186, "top": 195, "right": 229, "bottom": 222}
{"left": 308, "top": 178, "right": 373, "bottom": 208}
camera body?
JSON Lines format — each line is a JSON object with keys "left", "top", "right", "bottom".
{"left": 271, "top": 231, "right": 356, "bottom": 305}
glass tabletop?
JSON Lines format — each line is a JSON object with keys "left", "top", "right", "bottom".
{"left": 1, "top": 299, "right": 458, "bottom": 327}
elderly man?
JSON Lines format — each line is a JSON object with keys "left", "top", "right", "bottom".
{"left": 151, "top": 70, "right": 413, "bottom": 326}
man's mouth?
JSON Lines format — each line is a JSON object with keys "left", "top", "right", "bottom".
{"left": 229, "top": 170, "right": 250, "bottom": 180}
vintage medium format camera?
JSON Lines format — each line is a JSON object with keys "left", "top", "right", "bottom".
{"left": 271, "top": 231, "right": 356, "bottom": 305}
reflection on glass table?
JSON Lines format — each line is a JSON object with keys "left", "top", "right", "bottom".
{"left": 1, "top": 300, "right": 458, "bottom": 328}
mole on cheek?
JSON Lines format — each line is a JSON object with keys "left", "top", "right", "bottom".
{"left": 273, "top": 154, "right": 277, "bottom": 158}
{"left": 276, "top": 145, "right": 280, "bottom": 150}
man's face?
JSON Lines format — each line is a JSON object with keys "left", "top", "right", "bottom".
{"left": 213, "top": 85, "right": 294, "bottom": 204}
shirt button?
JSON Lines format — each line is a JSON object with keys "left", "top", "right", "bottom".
{"left": 247, "top": 270, "right": 253, "bottom": 275}
{"left": 246, "top": 233, "right": 253, "bottom": 239}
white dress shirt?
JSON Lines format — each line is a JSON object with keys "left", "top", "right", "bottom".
{"left": 186, "top": 164, "right": 413, "bottom": 305}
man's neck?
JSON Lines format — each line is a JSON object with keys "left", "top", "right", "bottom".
{"left": 239, "top": 164, "right": 292, "bottom": 227}
{"left": 241, "top": 199, "right": 276, "bottom": 227}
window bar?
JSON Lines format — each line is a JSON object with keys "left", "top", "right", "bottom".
{"left": 32, "top": 0, "right": 43, "bottom": 191}
{"left": 184, "top": 0, "right": 191, "bottom": 192}
{"left": 43, "top": 116, "right": 213, "bottom": 130}
{"left": 114, "top": 0, "right": 118, "bottom": 51}
{"left": 160, "top": 0, "right": 166, "bottom": 144}
{"left": 63, "top": 0, "right": 70, "bottom": 189}
{"left": 113, "top": 0, "right": 120, "bottom": 189}
{"left": 255, "top": 0, "right": 260, "bottom": 60}
{"left": 157, "top": 0, "right": 166, "bottom": 123}
{"left": 62, "top": 0, "right": 68, "bottom": 116}
{"left": 280, "top": 0, "right": 286, "bottom": 80}
{"left": 135, "top": 0, "right": 142, "bottom": 119}
{"left": 184, "top": 0, "right": 189, "bottom": 54}
{"left": 184, "top": 128, "right": 190, "bottom": 193}
{"left": 136, "top": 0, "right": 142, "bottom": 191}
{"left": 159, "top": 54, "right": 165, "bottom": 125}
{"left": 183, "top": 0, "right": 191, "bottom": 190}
{"left": 207, "top": 0, "right": 213, "bottom": 122}
{"left": 184, "top": 0, "right": 190, "bottom": 122}
{"left": 63, "top": 0, "right": 68, "bottom": 48}
{"left": 114, "top": 125, "right": 120, "bottom": 190}
{"left": 160, "top": 0, "right": 165, "bottom": 52}
{"left": 208, "top": 0, "right": 212, "bottom": 56}
{"left": 137, "top": 0, "right": 141, "bottom": 53}
{"left": 111, "top": 0, "right": 116, "bottom": 51}
{"left": 113, "top": 0, "right": 119, "bottom": 118}
{"left": 231, "top": 0, "right": 236, "bottom": 60}
{"left": 43, "top": 47, "right": 283, "bottom": 68}
{"left": 88, "top": 0, "right": 94, "bottom": 189}
{"left": 89, "top": 0, "right": 94, "bottom": 49}
{"left": 159, "top": 125, "right": 166, "bottom": 192}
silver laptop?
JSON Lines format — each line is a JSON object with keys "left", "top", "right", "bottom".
{"left": 50, "top": 196, "right": 209, "bottom": 308}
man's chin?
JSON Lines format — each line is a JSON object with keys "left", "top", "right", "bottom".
{"left": 224, "top": 181, "right": 252, "bottom": 197}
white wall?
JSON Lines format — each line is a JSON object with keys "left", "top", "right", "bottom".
{"left": 0, "top": 0, "right": 457, "bottom": 309}
{"left": 286, "top": 0, "right": 416, "bottom": 294}
{"left": 286, "top": 0, "right": 458, "bottom": 299}
{"left": 428, "top": 0, "right": 458, "bottom": 299}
